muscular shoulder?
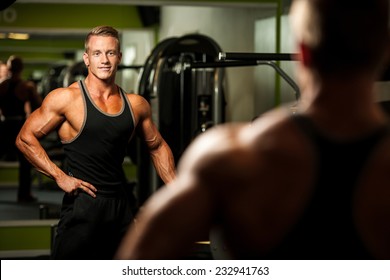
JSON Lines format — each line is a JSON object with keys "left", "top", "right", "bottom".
{"left": 354, "top": 133, "right": 390, "bottom": 258}
{"left": 358, "top": 133, "right": 390, "bottom": 202}
{"left": 41, "top": 86, "right": 81, "bottom": 114}
{"left": 127, "top": 93, "right": 149, "bottom": 109}
{"left": 249, "top": 108, "right": 309, "bottom": 154}
{"left": 177, "top": 107, "right": 314, "bottom": 188}
{"left": 126, "top": 93, "right": 151, "bottom": 119}
{"left": 176, "top": 122, "right": 249, "bottom": 192}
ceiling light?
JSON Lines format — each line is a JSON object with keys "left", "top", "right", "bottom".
{"left": 8, "top": 33, "right": 30, "bottom": 40}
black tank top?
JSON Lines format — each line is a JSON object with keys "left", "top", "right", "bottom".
{"left": 0, "top": 80, "right": 26, "bottom": 118}
{"left": 62, "top": 80, "right": 135, "bottom": 189}
{"left": 264, "top": 114, "right": 389, "bottom": 260}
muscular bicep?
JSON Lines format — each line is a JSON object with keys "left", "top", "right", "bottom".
{"left": 20, "top": 89, "right": 67, "bottom": 140}
{"left": 131, "top": 94, "right": 163, "bottom": 148}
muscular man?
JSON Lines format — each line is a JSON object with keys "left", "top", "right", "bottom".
{"left": 16, "top": 26, "right": 176, "bottom": 259}
{"left": 0, "top": 56, "right": 42, "bottom": 202}
{"left": 115, "top": 0, "right": 390, "bottom": 259}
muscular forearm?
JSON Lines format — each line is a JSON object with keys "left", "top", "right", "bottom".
{"left": 16, "top": 132, "right": 97, "bottom": 197}
{"left": 16, "top": 133, "right": 65, "bottom": 182}
{"left": 150, "top": 142, "right": 176, "bottom": 184}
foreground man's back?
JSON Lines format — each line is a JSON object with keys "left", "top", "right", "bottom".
{"left": 115, "top": 0, "right": 390, "bottom": 259}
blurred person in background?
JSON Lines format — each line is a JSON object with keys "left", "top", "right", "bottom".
{"left": 0, "top": 55, "right": 42, "bottom": 202}
{"left": 0, "top": 61, "right": 9, "bottom": 82}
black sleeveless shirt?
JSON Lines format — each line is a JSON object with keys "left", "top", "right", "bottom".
{"left": 262, "top": 115, "right": 389, "bottom": 259}
{"left": 62, "top": 80, "right": 135, "bottom": 188}
{"left": 0, "top": 80, "right": 26, "bottom": 118}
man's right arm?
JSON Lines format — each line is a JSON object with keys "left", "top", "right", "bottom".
{"left": 16, "top": 89, "right": 97, "bottom": 197}
{"left": 16, "top": 89, "right": 65, "bottom": 179}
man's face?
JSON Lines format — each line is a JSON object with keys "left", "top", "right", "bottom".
{"left": 83, "top": 35, "right": 122, "bottom": 81}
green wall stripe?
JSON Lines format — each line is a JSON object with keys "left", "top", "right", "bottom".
{"left": 0, "top": 4, "right": 143, "bottom": 29}
{"left": 0, "top": 225, "right": 53, "bottom": 250}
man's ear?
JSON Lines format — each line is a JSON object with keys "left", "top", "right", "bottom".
{"left": 83, "top": 52, "right": 89, "bottom": 67}
{"left": 118, "top": 51, "right": 123, "bottom": 64}
{"left": 297, "top": 43, "right": 312, "bottom": 68}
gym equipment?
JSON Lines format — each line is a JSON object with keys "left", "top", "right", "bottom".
{"left": 136, "top": 34, "right": 226, "bottom": 204}
{"left": 61, "top": 61, "right": 88, "bottom": 87}
{"left": 204, "top": 51, "right": 299, "bottom": 259}
{"left": 218, "top": 52, "right": 300, "bottom": 100}
{"left": 40, "top": 64, "right": 69, "bottom": 97}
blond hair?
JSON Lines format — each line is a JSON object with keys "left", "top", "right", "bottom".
{"left": 84, "top": 25, "right": 120, "bottom": 52}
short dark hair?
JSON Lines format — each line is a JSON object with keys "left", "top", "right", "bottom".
{"left": 7, "top": 55, "right": 24, "bottom": 74}
{"left": 291, "top": 0, "right": 390, "bottom": 75}
{"left": 84, "top": 25, "right": 120, "bottom": 52}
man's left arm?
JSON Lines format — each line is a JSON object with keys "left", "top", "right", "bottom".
{"left": 145, "top": 126, "right": 176, "bottom": 184}
{"left": 132, "top": 94, "right": 176, "bottom": 184}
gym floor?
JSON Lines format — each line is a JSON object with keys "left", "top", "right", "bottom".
{"left": 0, "top": 157, "right": 138, "bottom": 221}
{"left": 0, "top": 161, "right": 63, "bottom": 221}
{"left": 0, "top": 160, "right": 213, "bottom": 259}
{"left": 0, "top": 162, "right": 62, "bottom": 259}
{"left": 0, "top": 183, "right": 62, "bottom": 221}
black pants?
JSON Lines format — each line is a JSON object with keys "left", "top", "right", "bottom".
{"left": 51, "top": 187, "right": 134, "bottom": 260}
{"left": 17, "top": 148, "right": 32, "bottom": 198}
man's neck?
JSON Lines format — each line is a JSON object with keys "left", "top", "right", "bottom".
{"left": 84, "top": 75, "right": 118, "bottom": 99}
{"left": 298, "top": 73, "right": 387, "bottom": 140}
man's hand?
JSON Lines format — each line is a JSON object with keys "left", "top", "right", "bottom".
{"left": 57, "top": 174, "right": 97, "bottom": 198}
